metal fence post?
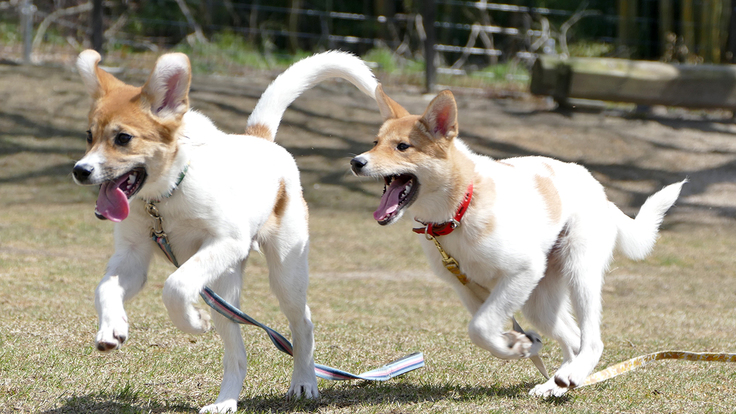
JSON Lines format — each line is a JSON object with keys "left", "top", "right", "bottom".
{"left": 21, "top": 0, "right": 36, "bottom": 64}
{"left": 92, "top": 0, "right": 104, "bottom": 54}
{"left": 422, "top": 0, "right": 436, "bottom": 92}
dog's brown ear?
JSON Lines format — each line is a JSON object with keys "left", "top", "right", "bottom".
{"left": 142, "top": 53, "right": 192, "bottom": 120}
{"left": 375, "top": 84, "right": 410, "bottom": 120}
{"left": 76, "top": 49, "right": 125, "bottom": 99}
{"left": 420, "top": 90, "right": 458, "bottom": 140}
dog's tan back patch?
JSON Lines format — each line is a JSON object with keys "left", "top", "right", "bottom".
{"left": 260, "top": 180, "right": 289, "bottom": 238}
{"left": 273, "top": 179, "right": 288, "bottom": 220}
{"left": 245, "top": 123, "right": 273, "bottom": 141}
{"left": 474, "top": 175, "right": 497, "bottom": 237}
{"left": 535, "top": 175, "right": 562, "bottom": 223}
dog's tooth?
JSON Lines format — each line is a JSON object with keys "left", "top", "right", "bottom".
{"left": 128, "top": 173, "right": 136, "bottom": 186}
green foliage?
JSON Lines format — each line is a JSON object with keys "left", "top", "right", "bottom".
{"left": 364, "top": 47, "right": 398, "bottom": 73}
{"left": 0, "top": 22, "right": 20, "bottom": 45}
{"left": 567, "top": 41, "right": 614, "bottom": 58}
{"left": 169, "top": 31, "right": 312, "bottom": 74}
{"left": 470, "top": 61, "right": 529, "bottom": 83}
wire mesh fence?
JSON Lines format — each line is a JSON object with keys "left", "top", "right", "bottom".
{"left": 1, "top": 1, "right": 734, "bottom": 90}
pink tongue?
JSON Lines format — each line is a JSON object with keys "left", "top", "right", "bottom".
{"left": 96, "top": 178, "right": 130, "bottom": 222}
{"left": 373, "top": 179, "right": 408, "bottom": 221}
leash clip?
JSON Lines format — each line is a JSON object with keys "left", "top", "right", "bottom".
{"left": 146, "top": 201, "right": 165, "bottom": 237}
{"left": 426, "top": 233, "right": 469, "bottom": 285}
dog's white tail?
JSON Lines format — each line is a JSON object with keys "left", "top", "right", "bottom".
{"left": 614, "top": 180, "right": 686, "bottom": 260}
{"left": 245, "top": 50, "right": 377, "bottom": 141}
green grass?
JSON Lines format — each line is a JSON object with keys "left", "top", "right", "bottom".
{"left": 567, "top": 41, "right": 614, "bottom": 58}
{"left": 171, "top": 31, "right": 313, "bottom": 75}
{"left": 362, "top": 46, "right": 530, "bottom": 90}
{"left": 2, "top": 62, "right": 736, "bottom": 413}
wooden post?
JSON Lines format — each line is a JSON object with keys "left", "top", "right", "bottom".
{"left": 725, "top": 0, "right": 736, "bottom": 62}
{"left": 682, "top": 0, "right": 695, "bottom": 57}
{"left": 21, "top": 0, "right": 35, "bottom": 64}
{"left": 288, "top": 0, "right": 301, "bottom": 53}
{"left": 91, "top": 0, "right": 104, "bottom": 54}
{"left": 720, "top": 0, "right": 733, "bottom": 62}
{"left": 422, "top": 0, "right": 436, "bottom": 92}
{"left": 617, "top": 0, "right": 638, "bottom": 55}
{"left": 531, "top": 55, "right": 736, "bottom": 110}
{"left": 659, "top": 0, "right": 674, "bottom": 56}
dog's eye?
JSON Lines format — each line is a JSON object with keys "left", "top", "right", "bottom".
{"left": 86, "top": 130, "right": 93, "bottom": 144}
{"left": 396, "top": 142, "right": 411, "bottom": 151}
{"left": 372, "top": 140, "right": 378, "bottom": 147}
{"left": 115, "top": 133, "right": 133, "bottom": 146}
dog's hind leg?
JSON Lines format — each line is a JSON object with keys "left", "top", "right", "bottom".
{"left": 551, "top": 216, "right": 616, "bottom": 390}
{"left": 260, "top": 204, "right": 318, "bottom": 400}
{"left": 524, "top": 252, "right": 581, "bottom": 397}
{"left": 200, "top": 262, "right": 248, "bottom": 414}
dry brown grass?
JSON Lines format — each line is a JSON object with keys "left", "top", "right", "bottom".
{"left": 2, "top": 62, "right": 736, "bottom": 413}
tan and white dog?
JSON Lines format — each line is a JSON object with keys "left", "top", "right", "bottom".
{"left": 72, "top": 50, "right": 377, "bottom": 413}
{"left": 350, "top": 86, "right": 685, "bottom": 397}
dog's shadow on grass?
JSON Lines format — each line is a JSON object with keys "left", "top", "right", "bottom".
{"left": 238, "top": 381, "right": 572, "bottom": 413}
{"left": 41, "top": 381, "right": 571, "bottom": 413}
{"left": 40, "top": 395, "right": 198, "bottom": 414}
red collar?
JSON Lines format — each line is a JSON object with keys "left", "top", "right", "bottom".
{"left": 413, "top": 182, "right": 473, "bottom": 237}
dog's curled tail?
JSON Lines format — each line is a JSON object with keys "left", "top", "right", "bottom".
{"left": 614, "top": 180, "right": 686, "bottom": 260}
{"left": 245, "top": 50, "right": 377, "bottom": 141}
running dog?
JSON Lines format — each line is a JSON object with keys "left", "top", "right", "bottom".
{"left": 350, "top": 85, "right": 685, "bottom": 397}
{"left": 72, "top": 50, "right": 377, "bottom": 412}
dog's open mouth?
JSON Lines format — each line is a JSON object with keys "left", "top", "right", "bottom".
{"left": 95, "top": 167, "right": 147, "bottom": 222}
{"left": 374, "top": 174, "right": 419, "bottom": 225}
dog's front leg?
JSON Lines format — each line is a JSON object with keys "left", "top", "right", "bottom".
{"left": 467, "top": 262, "right": 545, "bottom": 360}
{"left": 162, "top": 237, "right": 246, "bottom": 334}
{"left": 95, "top": 244, "right": 153, "bottom": 351}
{"left": 199, "top": 263, "right": 248, "bottom": 414}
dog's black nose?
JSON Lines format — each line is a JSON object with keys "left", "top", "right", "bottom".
{"left": 350, "top": 156, "right": 367, "bottom": 173}
{"left": 73, "top": 163, "right": 93, "bottom": 182}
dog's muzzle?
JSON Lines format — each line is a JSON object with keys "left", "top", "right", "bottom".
{"left": 350, "top": 156, "right": 368, "bottom": 175}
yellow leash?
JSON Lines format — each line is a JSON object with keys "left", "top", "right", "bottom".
{"left": 424, "top": 231, "right": 736, "bottom": 387}
{"left": 413, "top": 195, "right": 736, "bottom": 389}
{"left": 580, "top": 350, "right": 736, "bottom": 388}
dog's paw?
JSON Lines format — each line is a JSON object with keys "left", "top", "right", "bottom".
{"left": 503, "top": 330, "right": 532, "bottom": 358}
{"left": 95, "top": 318, "right": 129, "bottom": 352}
{"left": 553, "top": 365, "right": 588, "bottom": 389}
{"left": 286, "top": 379, "right": 319, "bottom": 401}
{"left": 199, "top": 400, "right": 236, "bottom": 413}
{"left": 529, "top": 379, "right": 568, "bottom": 398}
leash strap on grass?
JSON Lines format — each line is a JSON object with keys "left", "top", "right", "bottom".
{"left": 580, "top": 351, "right": 736, "bottom": 388}
{"left": 200, "top": 287, "right": 425, "bottom": 381}
{"left": 149, "top": 216, "right": 424, "bottom": 382}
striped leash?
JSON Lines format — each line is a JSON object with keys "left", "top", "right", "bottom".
{"left": 580, "top": 350, "right": 736, "bottom": 388}
{"left": 146, "top": 194, "right": 424, "bottom": 382}
{"left": 200, "top": 287, "right": 425, "bottom": 381}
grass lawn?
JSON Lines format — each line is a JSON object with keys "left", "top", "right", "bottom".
{"left": 1, "top": 62, "right": 736, "bottom": 413}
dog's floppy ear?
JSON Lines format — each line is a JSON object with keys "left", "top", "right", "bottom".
{"left": 76, "top": 49, "right": 125, "bottom": 98}
{"left": 420, "top": 90, "right": 458, "bottom": 140}
{"left": 375, "top": 84, "right": 410, "bottom": 120}
{"left": 142, "top": 53, "right": 191, "bottom": 120}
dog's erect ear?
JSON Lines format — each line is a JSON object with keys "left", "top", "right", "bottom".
{"left": 375, "top": 84, "right": 410, "bottom": 120}
{"left": 142, "top": 53, "right": 191, "bottom": 120}
{"left": 76, "top": 49, "right": 125, "bottom": 98}
{"left": 420, "top": 90, "right": 458, "bottom": 140}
